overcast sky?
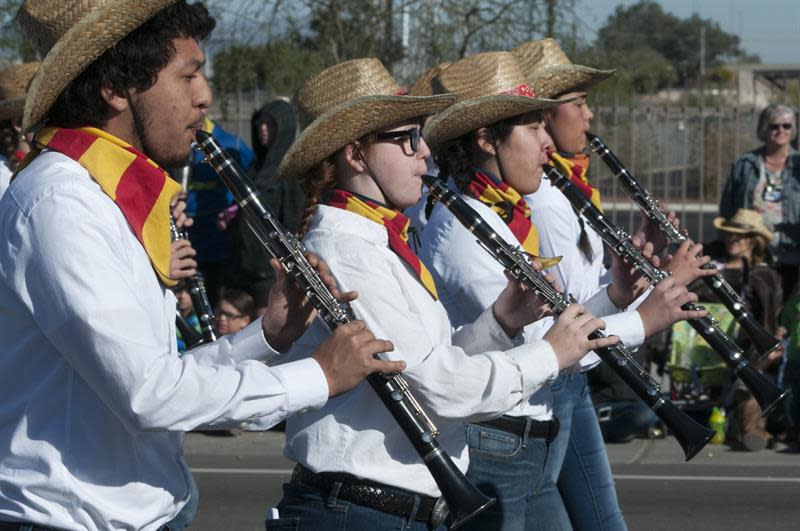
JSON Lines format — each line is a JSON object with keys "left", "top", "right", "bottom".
{"left": 582, "top": 0, "right": 800, "bottom": 64}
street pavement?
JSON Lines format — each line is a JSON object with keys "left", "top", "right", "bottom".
{"left": 185, "top": 431, "right": 800, "bottom": 530}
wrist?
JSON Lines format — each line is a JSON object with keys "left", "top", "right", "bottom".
{"left": 261, "top": 316, "right": 290, "bottom": 353}
{"left": 606, "top": 283, "right": 633, "bottom": 310}
{"left": 492, "top": 302, "right": 522, "bottom": 339}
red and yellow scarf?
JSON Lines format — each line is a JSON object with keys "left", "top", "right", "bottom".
{"left": 324, "top": 189, "right": 438, "bottom": 300}
{"left": 549, "top": 151, "right": 603, "bottom": 212}
{"left": 465, "top": 169, "right": 560, "bottom": 268}
{"left": 23, "top": 127, "right": 181, "bottom": 286}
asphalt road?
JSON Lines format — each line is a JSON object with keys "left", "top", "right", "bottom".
{"left": 184, "top": 432, "right": 800, "bottom": 531}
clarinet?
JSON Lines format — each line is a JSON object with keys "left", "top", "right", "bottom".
{"left": 543, "top": 166, "right": 789, "bottom": 416}
{"left": 421, "top": 175, "right": 714, "bottom": 460}
{"left": 193, "top": 130, "right": 493, "bottom": 529}
{"left": 169, "top": 216, "right": 218, "bottom": 345}
{"left": 586, "top": 133, "right": 782, "bottom": 358}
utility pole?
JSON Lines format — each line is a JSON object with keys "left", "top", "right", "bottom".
{"left": 546, "top": 0, "right": 557, "bottom": 38}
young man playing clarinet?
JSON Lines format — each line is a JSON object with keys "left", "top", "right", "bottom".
{"left": 0, "top": 1, "right": 402, "bottom": 530}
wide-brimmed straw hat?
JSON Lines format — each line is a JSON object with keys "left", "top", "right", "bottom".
{"left": 408, "top": 62, "right": 451, "bottom": 97}
{"left": 277, "top": 58, "right": 455, "bottom": 182}
{"left": 423, "top": 51, "right": 565, "bottom": 148}
{"left": 513, "top": 39, "right": 615, "bottom": 99}
{"left": 713, "top": 209, "right": 773, "bottom": 241}
{"left": 0, "top": 62, "right": 39, "bottom": 121}
{"left": 16, "top": 0, "right": 179, "bottom": 131}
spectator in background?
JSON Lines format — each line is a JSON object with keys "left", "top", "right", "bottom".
{"left": 720, "top": 104, "right": 800, "bottom": 300}
{"left": 0, "top": 63, "right": 39, "bottom": 196}
{"left": 225, "top": 99, "right": 304, "bottom": 314}
{"left": 174, "top": 284, "right": 200, "bottom": 353}
{"left": 216, "top": 287, "right": 256, "bottom": 336}
{"left": 185, "top": 117, "right": 254, "bottom": 307}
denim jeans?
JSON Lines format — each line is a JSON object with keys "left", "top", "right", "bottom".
{"left": 553, "top": 371, "right": 627, "bottom": 531}
{"left": 594, "top": 400, "right": 659, "bottom": 443}
{"left": 267, "top": 481, "right": 448, "bottom": 531}
{"left": 159, "top": 465, "right": 200, "bottom": 530}
{"left": 463, "top": 421, "right": 571, "bottom": 531}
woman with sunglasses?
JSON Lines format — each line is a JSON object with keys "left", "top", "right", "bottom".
{"left": 265, "top": 58, "right": 617, "bottom": 531}
{"left": 720, "top": 103, "right": 800, "bottom": 299}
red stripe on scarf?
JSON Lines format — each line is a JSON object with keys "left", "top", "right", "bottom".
{"left": 114, "top": 154, "right": 167, "bottom": 239}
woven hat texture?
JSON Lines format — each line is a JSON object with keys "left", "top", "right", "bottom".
{"left": 513, "top": 38, "right": 614, "bottom": 99}
{"left": 16, "top": 0, "right": 178, "bottom": 130}
{"left": 0, "top": 62, "right": 40, "bottom": 121}
{"left": 277, "top": 57, "right": 454, "bottom": 181}
{"left": 423, "top": 51, "right": 565, "bottom": 148}
{"left": 713, "top": 208, "right": 774, "bottom": 241}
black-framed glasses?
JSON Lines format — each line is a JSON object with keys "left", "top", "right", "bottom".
{"left": 769, "top": 122, "right": 793, "bottom": 131}
{"left": 375, "top": 127, "right": 422, "bottom": 153}
{"left": 217, "top": 309, "right": 244, "bottom": 320}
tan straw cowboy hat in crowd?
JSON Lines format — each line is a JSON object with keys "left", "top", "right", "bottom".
{"left": 713, "top": 208, "right": 774, "bottom": 241}
{"left": 513, "top": 38, "right": 615, "bottom": 99}
{"left": 0, "top": 62, "right": 39, "bottom": 121}
{"left": 423, "top": 51, "right": 566, "bottom": 148}
{"left": 276, "top": 58, "right": 455, "bottom": 182}
{"left": 408, "top": 62, "right": 451, "bottom": 97}
{"left": 16, "top": 0, "right": 179, "bottom": 131}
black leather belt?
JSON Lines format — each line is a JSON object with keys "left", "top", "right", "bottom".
{"left": 291, "top": 464, "right": 449, "bottom": 527}
{"left": 475, "top": 415, "right": 560, "bottom": 442}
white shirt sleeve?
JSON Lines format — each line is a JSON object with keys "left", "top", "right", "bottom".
{"left": 6, "top": 185, "right": 328, "bottom": 432}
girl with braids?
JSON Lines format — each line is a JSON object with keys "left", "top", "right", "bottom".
{"left": 268, "top": 58, "right": 619, "bottom": 531}
{"left": 419, "top": 50, "right": 712, "bottom": 531}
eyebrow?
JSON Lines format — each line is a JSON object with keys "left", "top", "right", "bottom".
{"left": 184, "top": 57, "right": 206, "bottom": 71}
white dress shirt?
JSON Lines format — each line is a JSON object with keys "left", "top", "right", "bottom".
{"left": 282, "top": 205, "right": 560, "bottom": 497}
{"left": 420, "top": 185, "right": 640, "bottom": 420}
{"left": 0, "top": 151, "right": 329, "bottom": 531}
{"left": 0, "top": 159, "right": 11, "bottom": 198}
{"left": 526, "top": 174, "right": 646, "bottom": 371}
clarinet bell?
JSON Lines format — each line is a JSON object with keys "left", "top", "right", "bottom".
{"left": 656, "top": 400, "right": 714, "bottom": 461}
{"left": 738, "top": 363, "right": 791, "bottom": 417}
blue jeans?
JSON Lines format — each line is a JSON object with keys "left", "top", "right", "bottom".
{"left": 594, "top": 400, "right": 659, "bottom": 443}
{"left": 268, "top": 481, "right": 448, "bottom": 531}
{"left": 463, "top": 422, "right": 571, "bottom": 531}
{"left": 160, "top": 465, "right": 200, "bottom": 530}
{"left": 554, "top": 371, "right": 627, "bottom": 531}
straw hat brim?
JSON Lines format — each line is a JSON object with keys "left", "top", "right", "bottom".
{"left": 713, "top": 217, "right": 773, "bottom": 241}
{"left": 423, "top": 94, "right": 566, "bottom": 148}
{"left": 278, "top": 93, "right": 455, "bottom": 181}
{"left": 0, "top": 97, "right": 25, "bottom": 121}
{"left": 530, "top": 65, "right": 615, "bottom": 99}
{"left": 22, "top": 0, "right": 178, "bottom": 131}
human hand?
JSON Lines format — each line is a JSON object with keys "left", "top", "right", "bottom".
{"left": 636, "top": 277, "right": 707, "bottom": 337}
{"left": 492, "top": 261, "right": 557, "bottom": 337}
{"left": 261, "top": 254, "right": 356, "bottom": 352}
{"left": 169, "top": 239, "right": 197, "bottom": 280}
{"left": 171, "top": 194, "right": 194, "bottom": 230}
{"left": 633, "top": 208, "right": 682, "bottom": 257}
{"left": 607, "top": 232, "right": 658, "bottom": 308}
{"left": 662, "top": 240, "right": 716, "bottom": 286}
{"left": 312, "top": 320, "right": 403, "bottom": 397}
{"left": 216, "top": 204, "right": 239, "bottom": 231}
{"left": 543, "top": 304, "right": 619, "bottom": 370}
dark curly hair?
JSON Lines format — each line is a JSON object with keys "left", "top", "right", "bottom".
{"left": 47, "top": 1, "right": 216, "bottom": 127}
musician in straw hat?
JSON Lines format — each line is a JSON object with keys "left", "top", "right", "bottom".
{"left": 419, "top": 49, "right": 707, "bottom": 531}
{"left": 0, "top": 1, "right": 403, "bottom": 529}
{"left": 268, "top": 56, "right": 614, "bottom": 530}
{"left": 513, "top": 38, "right": 715, "bottom": 530}
{"left": 0, "top": 62, "right": 38, "bottom": 195}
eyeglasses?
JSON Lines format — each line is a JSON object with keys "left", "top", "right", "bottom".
{"left": 375, "top": 127, "right": 422, "bottom": 153}
{"left": 217, "top": 309, "right": 244, "bottom": 320}
{"left": 769, "top": 123, "right": 793, "bottom": 131}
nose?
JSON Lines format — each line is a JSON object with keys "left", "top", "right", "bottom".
{"left": 584, "top": 102, "right": 594, "bottom": 122}
{"left": 418, "top": 135, "right": 432, "bottom": 159}
{"left": 195, "top": 72, "right": 213, "bottom": 112}
{"left": 538, "top": 126, "right": 554, "bottom": 154}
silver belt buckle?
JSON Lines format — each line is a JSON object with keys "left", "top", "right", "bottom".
{"left": 430, "top": 497, "right": 450, "bottom": 528}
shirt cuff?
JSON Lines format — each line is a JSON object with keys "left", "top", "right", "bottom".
{"left": 228, "top": 319, "right": 279, "bottom": 363}
{"left": 271, "top": 357, "right": 329, "bottom": 414}
{"left": 452, "top": 305, "right": 521, "bottom": 354}
{"left": 505, "top": 339, "right": 560, "bottom": 397}
{"left": 602, "top": 310, "right": 646, "bottom": 350}
{"left": 585, "top": 286, "right": 623, "bottom": 316}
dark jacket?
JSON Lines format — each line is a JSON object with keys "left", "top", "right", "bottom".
{"left": 226, "top": 100, "right": 306, "bottom": 293}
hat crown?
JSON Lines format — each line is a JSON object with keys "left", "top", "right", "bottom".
{"left": 514, "top": 38, "right": 572, "bottom": 78}
{"left": 435, "top": 51, "right": 531, "bottom": 103}
{"left": 728, "top": 209, "right": 767, "bottom": 229}
{"left": 295, "top": 58, "right": 404, "bottom": 129}
{"left": 17, "top": 0, "right": 112, "bottom": 57}
{"left": 0, "top": 62, "right": 39, "bottom": 100}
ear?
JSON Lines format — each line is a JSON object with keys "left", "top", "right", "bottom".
{"left": 101, "top": 86, "right": 130, "bottom": 113}
{"left": 342, "top": 142, "right": 368, "bottom": 173}
{"left": 475, "top": 127, "right": 496, "bottom": 157}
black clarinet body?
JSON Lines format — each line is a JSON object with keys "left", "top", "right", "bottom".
{"left": 543, "top": 166, "right": 789, "bottom": 416}
{"left": 169, "top": 217, "right": 218, "bottom": 345}
{"left": 422, "top": 175, "right": 714, "bottom": 461}
{"left": 586, "top": 133, "right": 782, "bottom": 358}
{"left": 193, "top": 130, "right": 493, "bottom": 529}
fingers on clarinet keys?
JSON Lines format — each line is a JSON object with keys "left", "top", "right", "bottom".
{"left": 312, "top": 320, "right": 401, "bottom": 397}
{"left": 168, "top": 239, "right": 198, "bottom": 280}
{"left": 543, "top": 304, "right": 618, "bottom": 370}
{"left": 637, "top": 278, "right": 706, "bottom": 337}
{"left": 664, "top": 240, "right": 717, "bottom": 286}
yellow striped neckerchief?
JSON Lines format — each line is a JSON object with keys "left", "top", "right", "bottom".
{"left": 549, "top": 151, "right": 603, "bottom": 212}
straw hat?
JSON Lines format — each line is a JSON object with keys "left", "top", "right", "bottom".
{"left": 408, "top": 62, "right": 451, "bottom": 97}
{"left": 423, "top": 51, "right": 565, "bottom": 148}
{"left": 513, "top": 39, "right": 615, "bottom": 99}
{"left": 713, "top": 209, "right": 773, "bottom": 241}
{"left": 0, "top": 62, "right": 39, "bottom": 121}
{"left": 16, "top": 0, "right": 179, "bottom": 131}
{"left": 277, "top": 58, "right": 455, "bottom": 182}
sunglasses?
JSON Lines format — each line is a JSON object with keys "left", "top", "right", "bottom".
{"left": 769, "top": 123, "right": 793, "bottom": 131}
{"left": 375, "top": 127, "right": 423, "bottom": 153}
